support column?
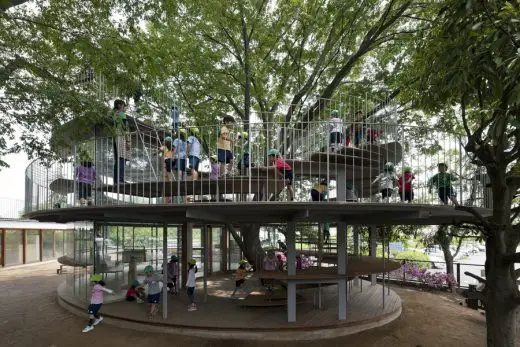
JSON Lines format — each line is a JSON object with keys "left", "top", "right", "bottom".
{"left": 370, "top": 225, "right": 377, "bottom": 285}
{"left": 162, "top": 224, "right": 168, "bottom": 319}
{"left": 286, "top": 221, "right": 296, "bottom": 323}
{"left": 203, "top": 224, "right": 209, "bottom": 302}
{"left": 337, "top": 221, "right": 347, "bottom": 321}
{"left": 353, "top": 226, "right": 360, "bottom": 287}
{"left": 221, "top": 227, "right": 228, "bottom": 272}
{"left": 207, "top": 225, "right": 213, "bottom": 275}
{"left": 181, "top": 222, "right": 189, "bottom": 288}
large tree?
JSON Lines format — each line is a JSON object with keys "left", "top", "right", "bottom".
{"left": 403, "top": 1, "right": 520, "bottom": 345}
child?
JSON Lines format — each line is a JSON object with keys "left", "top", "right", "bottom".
{"left": 75, "top": 151, "right": 96, "bottom": 206}
{"left": 126, "top": 280, "right": 145, "bottom": 303}
{"left": 428, "top": 163, "right": 459, "bottom": 205}
{"left": 187, "top": 127, "right": 201, "bottom": 180}
{"left": 311, "top": 179, "right": 328, "bottom": 201}
{"left": 217, "top": 115, "right": 235, "bottom": 177}
{"left": 347, "top": 111, "right": 365, "bottom": 148}
{"left": 142, "top": 265, "right": 162, "bottom": 319}
{"left": 397, "top": 167, "right": 415, "bottom": 203}
{"left": 209, "top": 154, "right": 220, "bottom": 180}
{"left": 231, "top": 259, "right": 249, "bottom": 297}
{"left": 372, "top": 162, "right": 397, "bottom": 203}
{"left": 171, "top": 105, "right": 180, "bottom": 130}
{"left": 237, "top": 132, "right": 251, "bottom": 176}
{"left": 186, "top": 259, "right": 198, "bottom": 311}
{"left": 112, "top": 99, "right": 130, "bottom": 183}
{"left": 172, "top": 129, "right": 187, "bottom": 181}
{"left": 159, "top": 136, "right": 174, "bottom": 182}
{"left": 267, "top": 149, "right": 294, "bottom": 201}
{"left": 329, "top": 110, "right": 344, "bottom": 152}
{"left": 82, "top": 274, "right": 114, "bottom": 333}
{"left": 261, "top": 250, "right": 279, "bottom": 291}
{"left": 167, "top": 255, "right": 179, "bottom": 295}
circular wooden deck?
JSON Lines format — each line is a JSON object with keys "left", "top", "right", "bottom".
{"left": 57, "top": 275, "right": 401, "bottom": 341}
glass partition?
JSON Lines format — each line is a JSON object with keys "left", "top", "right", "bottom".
{"left": 42, "top": 231, "right": 55, "bottom": 259}
{"left": 26, "top": 230, "right": 40, "bottom": 263}
{"left": 5, "top": 230, "right": 23, "bottom": 265}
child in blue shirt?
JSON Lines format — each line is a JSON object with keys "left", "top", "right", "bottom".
{"left": 187, "top": 127, "right": 201, "bottom": 180}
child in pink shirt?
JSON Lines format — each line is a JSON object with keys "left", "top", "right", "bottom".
{"left": 267, "top": 149, "right": 294, "bottom": 201}
{"left": 82, "top": 274, "right": 114, "bottom": 333}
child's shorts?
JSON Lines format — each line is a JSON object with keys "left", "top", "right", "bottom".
{"left": 329, "top": 132, "right": 343, "bottom": 144}
{"left": 236, "top": 279, "right": 245, "bottom": 287}
{"left": 187, "top": 287, "right": 195, "bottom": 296}
{"left": 218, "top": 149, "right": 233, "bottom": 164}
{"left": 399, "top": 190, "right": 414, "bottom": 202}
{"left": 88, "top": 303, "right": 102, "bottom": 316}
{"left": 164, "top": 159, "right": 173, "bottom": 173}
{"left": 381, "top": 188, "right": 393, "bottom": 199}
{"left": 175, "top": 158, "right": 186, "bottom": 172}
{"left": 438, "top": 186, "right": 455, "bottom": 203}
{"left": 238, "top": 153, "right": 250, "bottom": 170}
{"left": 147, "top": 293, "right": 161, "bottom": 304}
{"left": 77, "top": 182, "right": 92, "bottom": 199}
{"left": 282, "top": 170, "right": 293, "bottom": 185}
{"left": 311, "top": 189, "right": 326, "bottom": 201}
{"left": 188, "top": 156, "right": 200, "bottom": 171}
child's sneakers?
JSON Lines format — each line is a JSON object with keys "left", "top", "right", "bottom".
{"left": 82, "top": 325, "right": 94, "bottom": 333}
{"left": 187, "top": 303, "right": 198, "bottom": 311}
{"left": 136, "top": 298, "right": 144, "bottom": 304}
{"left": 92, "top": 316, "right": 103, "bottom": 325}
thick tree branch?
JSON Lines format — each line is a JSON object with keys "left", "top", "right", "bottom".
{"left": 0, "top": 0, "right": 29, "bottom": 11}
{"left": 454, "top": 205, "right": 493, "bottom": 231}
{"left": 227, "top": 223, "right": 246, "bottom": 251}
{"left": 502, "top": 252, "right": 520, "bottom": 264}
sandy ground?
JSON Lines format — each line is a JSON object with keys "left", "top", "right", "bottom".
{"left": 0, "top": 262, "right": 490, "bottom": 347}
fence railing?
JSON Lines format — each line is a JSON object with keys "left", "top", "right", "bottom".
{"left": 24, "top": 116, "right": 492, "bottom": 212}
{"left": 0, "top": 197, "right": 25, "bottom": 219}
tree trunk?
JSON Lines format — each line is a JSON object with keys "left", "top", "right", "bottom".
{"left": 439, "top": 238, "right": 455, "bottom": 290}
{"left": 238, "top": 224, "right": 263, "bottom": 271}
{"left": 485, "top": 234, "right": 518, "bottom": 347}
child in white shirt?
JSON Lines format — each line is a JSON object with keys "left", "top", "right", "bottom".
{"left": 329, "top": 110, "right": 344, "bottom": 152}
{"left": 372, "top": 162, "right": 397, "bottom": 203}
{"left": 186, "top": 259, "right": 198, "bottom": 311}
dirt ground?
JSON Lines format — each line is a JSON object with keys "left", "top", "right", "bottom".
{"left": 0, "top": 262, "right": 490, "bottom": 347}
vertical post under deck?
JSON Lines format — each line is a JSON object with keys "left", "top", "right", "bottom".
{"left": 370, "top": 225, "right": 377, "bottom": 285}
{"left": 203, "top": 224, "right": 209, "bottom": 302}
{"left": 337, "top": 221, "right": 347, "bottom": 321}
{"left": 353, "top": 225, "right": 360, "bottom": 287}
{"left": 162, "top": 224, "right": 168, "bottom": 319}
{"left": 286, "top": 221, "right": 296, "bottom": 323}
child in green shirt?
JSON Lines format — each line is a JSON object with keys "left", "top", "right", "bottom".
{"left": 428, "top": 163, "right": 459, "bottom": 205}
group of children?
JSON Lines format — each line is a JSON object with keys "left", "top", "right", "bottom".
{"left": 328, "top": 109, "right": 382, "bottom": 151}
{"left": 83, "top": 257, "right": 199, "bottom": 333}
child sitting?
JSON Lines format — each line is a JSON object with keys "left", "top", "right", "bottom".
{"left": 231, "top": 259, "right": 249, "bottom": 297}
{"left": 428, "top": 163, "right": 459, "bottom": 205}
{"left": 372, "top": 162, "right": 397, "bottom": 203}
{"left": 267, "top": 149, "right": 294, "bottom": 201}
{"left": 126, "top": 280, "right": 145, "bottom": 303}
{"left": 397, "top": 167, "right": 415, "bottom": 203}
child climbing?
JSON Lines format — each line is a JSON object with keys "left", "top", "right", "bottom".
{"left": 209, "top": 154, "right": 220, "bottom": 180}
{"left": 428, "top": 163, "right": 459, "bottom": 205}
{"left": 112, "top": 99, "right": 131, "bottom": 183}
{"left": 172, "top": 129, "right": 187, "bottom": 181}
{"left": 187, "top": 127, "right": 201, "bottom": 180}
{"left": 82, "top": 274, "right": 114, "bottom": 333}
{"left": 186, "top": 259, "right": 198, "bottom": 311}
{"left": 126, "top": 280, "right": 145, "bottom": 303}
{"left": 159, "top": 136, "right": 174, "bottom": 182}
{"left": 167, "top": 255, "right": 179, "bottom": 295}
{"left": 329, "top": 110, "right": 344, "bottom": 153}
{"left": 237, "top": 131, "right": 251, "bottom": 176}
{"left": 231, "top": 259, "right": 249, "bottom": 297}
{"left": 217, "top": 115, "right": 236, "bottom": 177}
{"left": 398, "top": 167, "right": 415, "bottom": 203}
{"left": 141, "top": 265, "right": 162, "bottom": 319}
{"left": 372, "top": 162, "right": 398, "bottom": 203}
{"left": 75, "top": 150, "right": 96, "bottom": 206}
{"left": 267, "top": 149, "right": 294, "bottom": 201}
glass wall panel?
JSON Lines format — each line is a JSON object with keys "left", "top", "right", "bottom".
{"left": 42, "top": 231, "right": 55, "bottom": 259}
{"left": 228, "top": 232, "right": 241, "bottom": 271}
{"left": 5, "top": 230, "right": 23, "bottom": 265}
{"left": 55, "top": 230, "right": 64, "bottom": 257}
{"left": 0, "top": 230, "right": 3, "bottom": 266}
{"left": 26, "top": 230, "right": 40, "bottom": 263}
{"left": 212, "top": 228, "right": 221, "bottom": 273}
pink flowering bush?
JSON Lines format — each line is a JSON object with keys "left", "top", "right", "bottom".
{"left": 392, "top": 262, "right": 457, "bottom": 289}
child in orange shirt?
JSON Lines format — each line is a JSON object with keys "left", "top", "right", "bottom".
{"left": 231, "top": 259, "right": 249, "bottom": 297}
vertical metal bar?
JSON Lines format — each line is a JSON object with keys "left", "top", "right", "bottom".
{"left": 203, "top": 224, "right": 209, "bottom": 302}
{"left": 286, "top": 220, "right": 296, "bottom": 322}
{"left": 162, "top": 223, "right": 168, "bottom": 319}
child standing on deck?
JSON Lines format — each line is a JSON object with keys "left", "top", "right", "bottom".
{"left": 217, "top": 115, "right": 235, "bottom": 177}
{"left": 159, "top": 136, "right": 174, "bottom": 182}
{"left": 237, "top": 132, "right": 251, "bottom": 176}
{"left": 209, "top": 155, "right": 220, "bottom": 180}
{"left": 172, "top": 129, "right": 187, "bottom": 181}
{"left": 231, "top": 259, "right": 249, "bottom": 297}
{"left": 428, "top": 163, "right": 459, "bottom": 205}
{"left": 187, "top": 127, "right": 201, "bottom": 180}
{"left": 329, "top": 110, "right": 344, "bottom": 153}
{"left": 82, "top": 274, "right": 114, "bottom": 333}
{"left": 397, "top": 167, "right": 415, "bottom": 203}
{"left": 76, "top": 151, "right": 96, "bottom": 206}
{"left": 267, "top": 149, "right": 294, "bottom": 201}
{"left": 186, "top": 259, "right": 198, "bottom": 311}
{"left": 167, "top": 255, "right": 179, "bottom": 294}
{"left": 372, "top": 162, "right": 397, "bottom": 203}
{"left": 141, "top": 265, "right": 162, "bottom": 319}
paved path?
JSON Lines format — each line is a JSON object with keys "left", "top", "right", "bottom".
{"left": 0, "top": 262, "right": 487, "bottom": 347}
